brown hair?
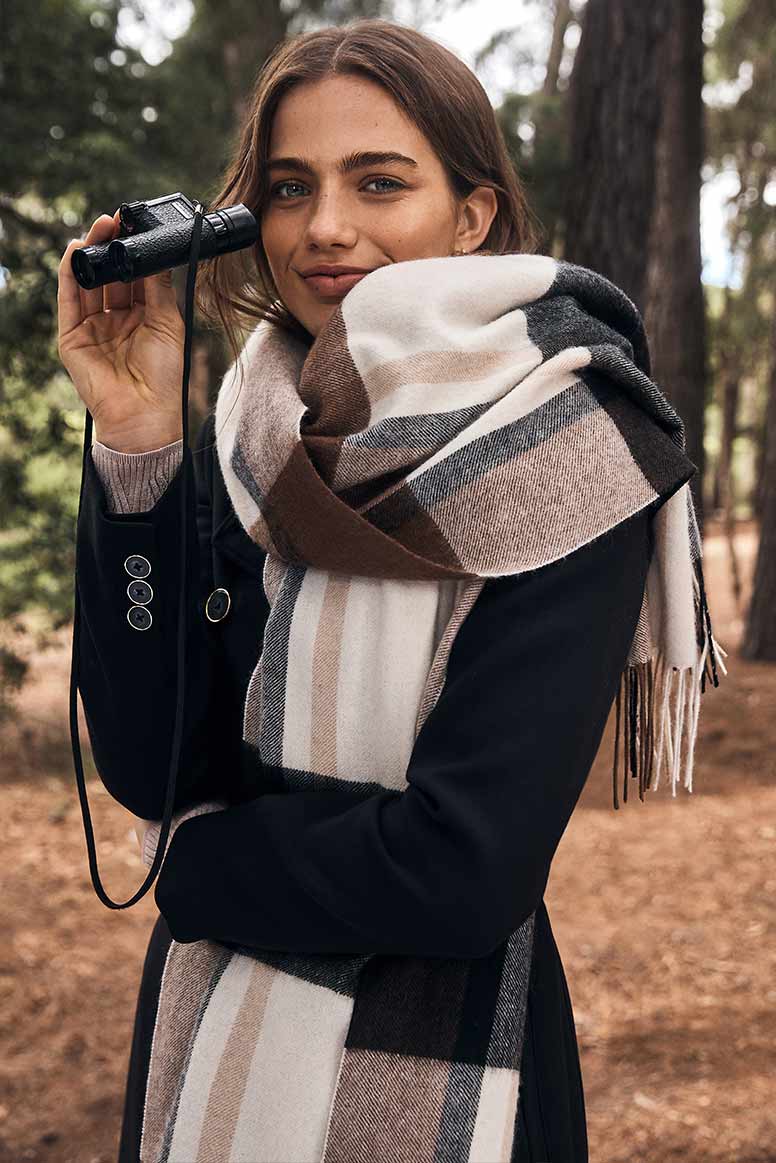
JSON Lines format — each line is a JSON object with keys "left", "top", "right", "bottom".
{"left": 195, "top": 17, "right": 543, "bottom": 384}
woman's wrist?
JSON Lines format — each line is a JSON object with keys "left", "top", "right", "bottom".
{"left": 93, "top": 429, "right": 183, "bottom": 454}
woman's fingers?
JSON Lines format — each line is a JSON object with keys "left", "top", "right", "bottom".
{"left": 132, "top": 275, "right": 146, "bottom": 307}
{"left": 104, "top": 209, "right": 132, "bottom": 313}
{"left": 57, "top": 236, "right": 88, "bottom": 343}
{"left": 78, "top": 215, "right": 118, "bottom": 319}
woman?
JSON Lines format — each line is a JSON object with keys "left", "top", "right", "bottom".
{"left": 58, "top": 18, "right": 722, "bottom": 1163}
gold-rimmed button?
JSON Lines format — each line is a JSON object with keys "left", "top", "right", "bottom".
{"left": 205, "top": 587, "right": 231, "bottom": 622}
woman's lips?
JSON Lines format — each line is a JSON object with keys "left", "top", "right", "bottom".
{"left": 301, "top": 272, "right": 367, "bottom": 297}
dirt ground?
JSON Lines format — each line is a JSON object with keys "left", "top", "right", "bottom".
{"left": 0, "top": 516, "right": 773, "bottom": 1163}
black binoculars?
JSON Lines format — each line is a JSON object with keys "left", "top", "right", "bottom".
{"left": 70, "top": 191, "right": 258, "bottom": 290}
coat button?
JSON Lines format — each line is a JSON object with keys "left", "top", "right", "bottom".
{"left": 127, "top": 605, "right": 153, "bottom": 631}
{"left": 125, "top": 554, "right": 151, "bottom": 578}
{"left": 205, "top": 587, "right": 231, "bottom": 622}
{"left": 127, "top": 579, "right": 153, "bottom": 605}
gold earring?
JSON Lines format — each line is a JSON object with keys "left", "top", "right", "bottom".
{"left": 452, "top": 247, "right": 468, "bottom": 256}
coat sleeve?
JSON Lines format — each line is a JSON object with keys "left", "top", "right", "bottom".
{"left": 75, "top": 412, "right": 242, "bottom": 820}
{"left": 154, "top": 506, "right": 654, "bottom": 960}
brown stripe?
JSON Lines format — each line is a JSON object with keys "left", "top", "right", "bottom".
{"left": 265, "top": 444, "right": 468, "bottom": 579}
{"left": 299, "top": 310, "right": 372, "bottom": 439}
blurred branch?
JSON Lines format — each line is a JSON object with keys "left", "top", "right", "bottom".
{"left": 0, "top": 197, "right": 72, "bottom": 247}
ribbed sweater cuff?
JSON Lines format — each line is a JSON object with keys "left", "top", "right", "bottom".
{"left": 91, "top": 438, "right": 184, "bottom": 514}
{"left": 141, "top": 800, "right": 228, "bottom": 869}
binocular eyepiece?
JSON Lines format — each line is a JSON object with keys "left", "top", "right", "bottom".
{"left": 70, "top": 192, "right": 258, "bottom": 290}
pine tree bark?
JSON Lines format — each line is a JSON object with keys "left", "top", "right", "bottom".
{"left": 644, "top": 0, "right": 708, "bottom": 530}
{"left": 741, "top": 311, "right": 776, "bottom": 660}
{"left": 563, "top": 0, "right": 667, "bottom": 308}
{"left": 563, "top": 0, "right": 708, "bottom": 532}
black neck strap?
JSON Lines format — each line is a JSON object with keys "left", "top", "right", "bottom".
{"left": 68, "top": 201, "right": 206, "bottom": 908}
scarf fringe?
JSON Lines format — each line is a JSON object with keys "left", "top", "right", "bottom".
{"left": 611, "top": 552, "right": 728, "bottom": 809}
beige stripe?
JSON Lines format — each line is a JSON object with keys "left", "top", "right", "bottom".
{"left": 322, "top": 1049, "right": 451, "bottom": 1162}
{"left": 140, "top": 941, "right": 226, "bottom": 1163}
{"left": 364, "top": 347, "right": 541, "bottom": 413}
{"left": 195, "top": 960, "right": 276, "bottom": 1161}
{"left": 237, "top": 322, "right": 309, "bottom": 498}
{"left": 309, "top": 573, "right": 351, "bottom": 778}
{"left": 435, "top": 406, "right": 656, "bottom": 575}
{"left": 500, "top": 1071, "right": 521, "bottom": 1163}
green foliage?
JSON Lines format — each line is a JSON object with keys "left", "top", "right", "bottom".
{"left": 0, "top": 0, "right": 459, "bottom": 717}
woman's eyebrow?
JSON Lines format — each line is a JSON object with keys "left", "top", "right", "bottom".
{"left": 267, "top": 150, "right": 419, "bottom": 175}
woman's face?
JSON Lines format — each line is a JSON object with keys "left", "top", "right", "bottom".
{"left": 261, "top": 73, "right": 498, "bottom": 338}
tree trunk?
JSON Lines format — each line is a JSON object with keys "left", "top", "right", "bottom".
{"left": 563, "top": 0, "right": 667, "bottom": 309}
{"left": 543, "top": 0, "right": 571, "bottom": 96}
{"left": 741, "top": 311, "right": 776, "bottom": 660}
{"left": 564, "top": 0, "right": 708, "bottom": 533}
{"left": 718, "top": 371, "right": 743, "bottom": 613}
{"left": 644, "top": 0, "right": 708, "bottom": 532}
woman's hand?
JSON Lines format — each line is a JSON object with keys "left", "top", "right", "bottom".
{"left": 57, "top": 210, "right": 185, "bottom": 452}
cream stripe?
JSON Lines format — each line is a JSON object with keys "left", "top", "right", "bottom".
{"left": 341, "top": 252, "right": 557, "bottom": 373}
{"left": 363, "top": 347, "right": 543, "bottom": 424}
{"left": 650, "top": 482, "right": 697, "bottom": 667}
{"left": 167, "top": 955, "right": 259, "bottom": 1162}
{"left": 229, "top": 972, "right": 355, "bottom": 1163}
{"left": 468, "top": 1066, "right": 520, "bottom": 1163}
{"left": 334, "top": 575, "right": 462, "bottom": 789}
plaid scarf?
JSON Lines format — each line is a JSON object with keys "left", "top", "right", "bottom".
{"left": 139, "top": 252, "right": 726, "bottom": 1162}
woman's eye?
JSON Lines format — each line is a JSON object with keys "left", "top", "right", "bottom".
{"left": 271, "top": 180, "right": 306, "bottom": 199}
{"left": 270, "top": 177, "right": 404, "bottom": 199}
{"left": 363, "top": 177, "right": 404, "bottom": 193}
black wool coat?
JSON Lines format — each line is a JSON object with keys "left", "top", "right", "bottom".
{"left": 75, "top": 410, "right": 657, "bottom": 1162}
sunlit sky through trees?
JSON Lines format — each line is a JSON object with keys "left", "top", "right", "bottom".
{"left": 115, "top": 0, "right": 744, "bottom": 287}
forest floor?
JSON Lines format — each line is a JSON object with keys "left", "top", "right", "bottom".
{"left": 0, "top": 516, "right": 773, "bottom": 1163}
